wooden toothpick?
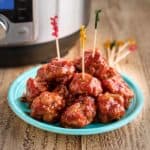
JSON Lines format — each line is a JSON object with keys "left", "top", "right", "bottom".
{"left": 113, "top": 50, "right": 130, "bottom": 65}
{"left": 93, "top": 29, "right": 97, "bottom": 57}
{"left": 93, "top": 9, "right": 102, "bottom": 57}
{"left": 56, "top": 37, "right": 60, "bottom": 59}
{"left": 80, "top": 25, "right": 86, "bottom": 79}
{"left": 50, "top": 16, "right": 60, "bottom": 59}
{"left": 114, "top": 40, "right": 137, "bottom": 65}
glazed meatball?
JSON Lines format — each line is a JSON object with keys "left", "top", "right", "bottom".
{"left": 24, "top": 77, "right": 48, "bottom": 103}
{"left": 53, "top": 85, "right": 75, "bottom": 106}
{"left": 69, "top": 73, "right": 103, "bottom": 97}
{"left": 98, "top": 66, "right": 120, "bottom": 80}
{"left": 37, "top": 58, "right": 75, "bottom": 83}
{"left": 36, "top": 64, "right": 48, "bottom": 80}
{"left": 74, "top": 50, "right": 108, "bottom": 77}
{"left": 53, "top": 85, "right": 69, "bottom": 98}
{"left": 31, "top": 91, "right": 65, "bottom": 123}
{"left": 97, "top": 93, "right": 125, "bottom": 123}
{"left": 61, "top": 96, "right": 96, "bottom": 128}
{"left": 102, "top": 76, "right": 134, "bottom": 109}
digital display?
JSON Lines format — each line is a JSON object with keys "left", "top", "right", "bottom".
{"left": 0, "top": 0, "right": 14, "bottom": 10}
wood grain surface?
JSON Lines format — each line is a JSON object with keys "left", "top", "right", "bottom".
{"left": 0, "top": 0, "right": 149, "bottom": 149}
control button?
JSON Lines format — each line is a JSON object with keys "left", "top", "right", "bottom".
{"left": 0, "top": 20, "right": 8, "bottom": 40}
{"left": 17, "top": 0, "right": 27, "bottom": 3}
{"left": 16, "top": 10, "right": 28, "bottom": 21}
{"left": 17, "top": 8, "right": 27, "bottom": 11}
{"left": 17, "top": 0, "right": 27, "bottom": 2}
{"left": 17, "top": 3, "right": 28, "bottom": 8}
{"left": 17, "top": 16, "right": 26, "bottom": 21}
{"left": 17, "top": 27, "right": 29, "bottom": 35}
{"left": 16, "top": 0, "right": 28, "bottom": 7}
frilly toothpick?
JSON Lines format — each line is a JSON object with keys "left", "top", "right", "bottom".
{"left": 50, "top": 16, "right": 60, "bottom": 59}
{"left": 80, "top": 25, "right": 87, "bottom": 79}
{"left": 113, "top": 39, "right": 137, "bottom": 65}
{"left": 93, "top": 9, "right": 102, "bottom": 57}
{"left": 104, "top": 39, "right": 137, "bottom": 67}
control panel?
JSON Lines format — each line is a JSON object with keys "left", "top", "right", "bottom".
{"left": 0, "top": 0, "right": 38, "bottom": 46}
{"left": 0, "top": 0, "right": 33, "bottom": 23}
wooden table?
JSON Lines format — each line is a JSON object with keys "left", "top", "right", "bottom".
{"left": 0, "top": 0, "right": 149, "bottom": 149}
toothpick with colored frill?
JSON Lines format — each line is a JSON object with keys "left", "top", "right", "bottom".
{"left": 113, "top": 40, "right": 137, "bottom": 65}
{"left": 50, "top": 16, "right": 60, "bottom": 59}
{"left": 93, "top": 9, "right": 102, "bottom": 57}
{"left": 80, "top": 25, "right": 87, "bottom": 79}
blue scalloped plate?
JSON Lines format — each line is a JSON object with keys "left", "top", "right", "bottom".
{"left": 8, "top": 67, "right": 143, "bottom": 135}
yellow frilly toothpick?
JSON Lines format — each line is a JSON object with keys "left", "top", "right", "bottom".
{"left": 80, "top": 25, "right": 87, "bottom": 79}
{"left": 80, "top": 25, "right": 86, "bottom": 48}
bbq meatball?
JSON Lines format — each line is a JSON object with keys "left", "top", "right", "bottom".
{"left": 36, "top": 64, "right": 48, "bottom": 80}
{"left": 102, "top": 76, "right": 134, "bottom": 109}
{"left": 24, "top": 77, "right": 48, "bottom": 103}
{"left": 69, "top": 73, "right": 103, "bottom": 97}
{"left": 37, "top": 58, "right": 75, "bottom": 83}
{"left": 61, "top": 96, "right": 96, "bottom": 128}
{"left": 53, "top": 85, "right": 75, "bottom": 106}
{"left": 98, "top": 66, "right": 120, "bottom": 80}
{"left": 74, "top": 50, "right": 108, "bottom": 77}
{"left": 97, "top": 93, "right": 125, "bottom": 123}
{"left": 31, "top": 91, "right": 65, "bottom": 123}
{"left": 53, "top": 85, "right": 69, "bottom": 98}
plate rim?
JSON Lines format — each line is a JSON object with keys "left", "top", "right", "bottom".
{"left": 7, "top": 67, "right": 144, "bottom": 135}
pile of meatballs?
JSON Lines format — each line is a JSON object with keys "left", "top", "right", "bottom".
{"left": 23, "top": 51, "right": 134, "bottom": 128}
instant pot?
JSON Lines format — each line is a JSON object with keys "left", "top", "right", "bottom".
{"left": 0, "top": 0, "right": 91, "bottom": 66}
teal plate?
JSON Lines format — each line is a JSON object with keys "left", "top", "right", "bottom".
{"left": 8, "top": 67, "right": 144, "bottom": 135}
